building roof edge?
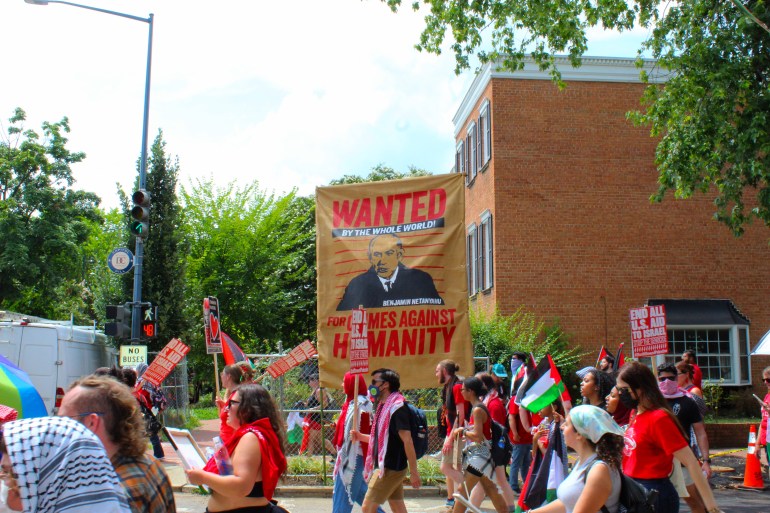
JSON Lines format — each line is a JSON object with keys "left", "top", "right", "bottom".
{"left": 452, "top": 55, "right": 667, "bottom": 137}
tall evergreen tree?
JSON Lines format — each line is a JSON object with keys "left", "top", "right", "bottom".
{"left": 124, "top": 131, "right": 189, "bottom": 350}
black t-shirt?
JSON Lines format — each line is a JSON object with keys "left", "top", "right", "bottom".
{"left": 373, "top": 404, "right": 411, "bottom": 471}
{"left": 667, "top": 395, "right": 702, "bottom": 448}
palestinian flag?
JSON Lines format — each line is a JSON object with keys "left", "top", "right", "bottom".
{"left": 614, "top": 343, "right": 626, "bottom": 371}
{"left": 221, "top": 331, "right": 248, "bottom": 365}
{"left": 521, "top": 420, "right": 567, "bottom": 509}
{"left": 595, "top": 345, "right": 609, "bottom": 367}
{"left": 513, "top": 353, "right": 538, "bottom": 405}
{"left": 520, "top": 355, "right": 565, "bottom": 413}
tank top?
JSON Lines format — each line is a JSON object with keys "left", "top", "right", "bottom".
{"left": 557, "top": 455, "right": 621, "bottom": 513}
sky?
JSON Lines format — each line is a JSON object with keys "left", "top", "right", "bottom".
{"left": 1, "top": 0, "right": 649, "bottom": 210}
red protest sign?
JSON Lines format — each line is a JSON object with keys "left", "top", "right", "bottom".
{"left": 265, "top": 340, "right": 318, "bottom": 379}
{"left": 349, "top": 308, "right": 369, "bottom": 374}
{"left": 141, "top": 338, "right": 191, "bottom": 387}
{"left": 204, "top": 297, "right": 222, "bottom": 354}
{"left": 629, "top": 305, "right": 668, "bottom": 358}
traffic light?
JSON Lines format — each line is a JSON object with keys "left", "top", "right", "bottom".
{"left": 129, "top": 189, "right": 151, "bottom": 238}
{"left": 140, "top": 304, "right": 158, "bottom": 340}
{"left": 105, "top": 303, "right": 132, "bottom": 339}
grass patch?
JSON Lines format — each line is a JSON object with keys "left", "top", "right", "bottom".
{"left": 192, "top": 406, "right": 220, "bottom": 421}
{"left": 704, "top": 416, "right": 759, "bottom": 424}
{"left": 284, "top": 455, "right": 443, "bottom": 486}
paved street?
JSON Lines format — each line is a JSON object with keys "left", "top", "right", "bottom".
{"left": 173, "top": 488, "right": 769, "bottom": 512}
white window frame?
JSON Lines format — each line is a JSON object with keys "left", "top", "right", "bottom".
{"left": 480, "top": 100, "right": 491, "bottom": 166}
{"left": 467, "top": 224, "right": 478, "bottom": 295}
{"left": 648, "top": 325, "right": 751, "bottom": 386}
{"left": 456, "top": 140, "right": 465, "bottom": 181}
{"left": 480, "top": 211, "right": 493, "bottom": 290}
{"left": 467, "top": 122, "right": 477, "bottom": 182}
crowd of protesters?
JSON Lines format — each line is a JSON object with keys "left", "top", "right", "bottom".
{"left": 0, "top": 347, "right": 752, "bottom": 513}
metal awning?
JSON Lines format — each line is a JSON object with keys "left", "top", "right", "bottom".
{"left": 646, "top": 299, "right": 750, "bottom": 326}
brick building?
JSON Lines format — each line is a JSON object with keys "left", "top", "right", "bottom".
{"left": 453, "top": 56, "right": 770, "bottom": 388}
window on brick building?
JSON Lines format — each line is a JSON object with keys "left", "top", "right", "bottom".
{"left": 479, "top": 100, "right": 491, "bottom": 167}
{"left": 456, "top": 140, "right": 465, "bottom": 182}
{"left": 467, "top": 224, "right": 478, "bottom": 294}
{"left": 479, "top": 211, "right": 493, "bottom": 290}
{"left": 645, "top": 299, "right": 751, "bottom": 386}
{"left": 467, "top": 123, "right": 477, "bottom": 183}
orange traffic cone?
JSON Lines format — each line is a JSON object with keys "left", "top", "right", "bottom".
{"left": 743, "top": 424, "right": 765, "bottom": 488}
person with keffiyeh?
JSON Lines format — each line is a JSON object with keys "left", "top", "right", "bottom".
{"left": 351, "top": 368, "right": 420, "bottom": 513}
{"left": 186, "top": 384, "right": 289, "bottom": 513}
{"left": 332, "top": 372, "right": 385, "bottom": 513}
{"left": 1, "top": 416, "right": 130, "bottom": 513}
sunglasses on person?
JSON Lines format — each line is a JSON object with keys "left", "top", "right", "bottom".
{"left": 658, "top": 375, "right": 677, "bottom": 382}
{"left": 227, "top": 399, "right": 240, "bottom": 408}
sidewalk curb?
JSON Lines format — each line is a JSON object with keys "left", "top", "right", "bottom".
{"left": 174, "top": 484, "right": 446, "bottom": 498}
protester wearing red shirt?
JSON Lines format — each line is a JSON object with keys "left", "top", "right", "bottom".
{"left": 436, "top": 360, "right": 471, "bottom": 508}
{"left": 757, "top": 366, "right": 770, "bottom": 469}
{"left": 617, "top": 362, "right": 723, "bottom": 513}
{"left": 682, "top": 349, "right": 703, "bottom": 389}
{"left": 468, "top": 373, "right": 517, "bottom": 510}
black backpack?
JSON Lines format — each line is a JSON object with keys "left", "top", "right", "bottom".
{"left": 405, "top": 402, "right": 429, "bottom": 459}
{"left": 585, "top": 461, "right": 658, "bottom": 513}
{"left": 475, "top": 404, "right": 513, "bottom": 466}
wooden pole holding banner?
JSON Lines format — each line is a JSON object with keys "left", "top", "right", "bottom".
{"left": 352, "top": 375, "right": 360, "bottom": 434}
{"left": 214, "top": 354, "right": 220, "bottom": 396}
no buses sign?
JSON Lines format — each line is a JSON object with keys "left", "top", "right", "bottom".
{"left": 120, "top": 345, "right": 147, "bottom": 367}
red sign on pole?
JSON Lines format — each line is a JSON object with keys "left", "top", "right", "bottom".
{"left": 204, "top": 297, "right": 222, "bottom": 354}
{"left": 141, "top": 338, "right": 191, "bottom": 387}
{"left": 349, "top": 307, "right": 369, "bottom": 374}
{"left": 629, "top": 305, "right": 668, "bottom": 358}
{"left": 265, "top": 340, "right": 318, "bottom": 379}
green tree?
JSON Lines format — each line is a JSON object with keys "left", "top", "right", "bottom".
{"left": 0, "top": 108, "right": 103, "bottom": 319}
{"left": 381, "top": 0, "right": 770, "bottom": 235}
{"left": 139, "top": 132, "right": 190, "bottom": 350}
{"left": 181, "top": 179, "right": 316, "bottom": 381}
{"left": 330, "top": 163, "right": 431, "bottom": 185}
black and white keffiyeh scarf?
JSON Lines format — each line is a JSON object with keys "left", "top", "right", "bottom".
{"left": 3, "top": 417, "right": 130, "bottom": 513}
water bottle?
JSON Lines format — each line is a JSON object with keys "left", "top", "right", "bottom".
{"left": 498, "top": 437, "right": 505, "bottom": 449}
{"left": 212, "top": 436, "right": 233, "bottom": 475}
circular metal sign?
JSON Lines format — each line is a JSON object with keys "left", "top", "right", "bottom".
{"left": 107, "top": 248, "right": 134, "bottom": 274}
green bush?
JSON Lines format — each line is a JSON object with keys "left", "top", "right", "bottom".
{"left": 470, "top": 307, "right": 584, "bottom": 378}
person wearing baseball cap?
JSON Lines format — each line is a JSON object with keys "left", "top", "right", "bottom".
{"left": 490, "top": 363, "right": 508, "bottom": 399}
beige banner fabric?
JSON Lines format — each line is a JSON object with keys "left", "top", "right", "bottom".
{"left": 316, "top": 174, "right": 473, "bottom": 390}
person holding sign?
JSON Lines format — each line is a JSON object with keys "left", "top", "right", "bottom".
{"left": 336, "top": 234, "right": 444, "bottom": 310}
{"left": 332, "top": 372, "right": 385, "bottom": 513}
{"left": 353, "top": 368, "right": 420, "bottom": 513}
{"left": 186, "top": 384, "right": 289, "bottom": 513}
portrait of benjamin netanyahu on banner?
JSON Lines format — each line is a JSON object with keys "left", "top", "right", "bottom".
{"left": 316, "top": 173, "right": 473, "bottom": 389}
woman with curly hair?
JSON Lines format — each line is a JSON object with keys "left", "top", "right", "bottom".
{"left": 187, "top": 384, "right": 289, "bottom": 513}
{"left": 576, "top": 367, "right": 614, "bottom": 410}
{"left": 530, "top": 405, "right": 624, "bottom": 513}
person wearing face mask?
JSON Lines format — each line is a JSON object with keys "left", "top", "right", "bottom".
{"left": 616, "top": 362, "right": 723, "bottom": 513}
{"left": 332, "top": 372, "right": 385, "bottom": 513}
{"left": 352, "top": 368, "right": 420, "bottom": 513}
{"left": 604, "top": 386, "right": 631, "bottom": 428}
{"left": 657, "top": 364, "right": 711, "bottom": 513}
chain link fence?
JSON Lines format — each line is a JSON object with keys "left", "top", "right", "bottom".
{"left": 251, "top": 355, "right": 491, "bottom": 458}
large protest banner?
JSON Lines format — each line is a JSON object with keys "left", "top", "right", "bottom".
{"left": 316, "top": 173, "right": 472, "bottom": 389}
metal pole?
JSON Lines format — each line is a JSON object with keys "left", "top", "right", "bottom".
{"left": 25, "top": 1, "right": 154, "bottom": 344}
{"left": 131, "top": 13, "right": 154, "bottom": 342}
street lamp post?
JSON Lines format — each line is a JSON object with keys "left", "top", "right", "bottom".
{"left": 25, "top": 0, "right": 154, "bottom": 343}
